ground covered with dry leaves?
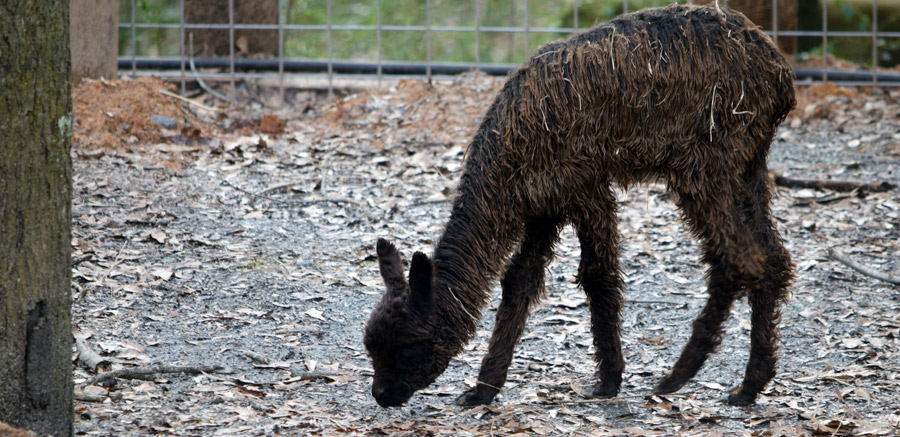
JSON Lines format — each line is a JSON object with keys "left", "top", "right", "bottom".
{"left": 70, "top": 74, "right": 899, "bottom": 436}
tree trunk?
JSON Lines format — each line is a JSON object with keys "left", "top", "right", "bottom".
{"left": 0, "top": 1, "right": 74, "bottom": 436}
{"left": 71, "top": 0, "right": 119, "bottom": 84}
{"left": 185, "top": 0, "right": 279, "bottom": 57}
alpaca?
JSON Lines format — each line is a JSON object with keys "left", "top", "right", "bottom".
{"left": 364, "top": 4, "right": 795, "bottom": 408}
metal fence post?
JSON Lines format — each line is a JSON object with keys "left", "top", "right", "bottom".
{"left": 327, "top": 0, "right": 333, "bottom": 98}
{"left": 772, "top": 0, "right": 779, "bottom": 51}
{"left": 278, "top": 0, "right": 285, "bottom": 104}
{"left": 573, "top": 0, "right": 578, "bottom": 33}
{"left": 426, "top": 0, "right": 432, "bottom": 83}
{"left": 823, "top": 0, "right": 829, "bottom": 82}
{"left": 475, "top": 0, "right": 481, "bottom": 70}
{"left": 180, "top": 0, "right": 185, "bottom": 94}
{"left": 131, "top": 0, "right": 137, "bottom": 77}
{"left": 228, "top": 0, "right": 236, "bottom": 101}
{"left": 873, "top": 0, "right": 879, "bottom": 87}
{"left": 525, "top": 0, "right": 531, "bottom": 52}
{"left": 377, "top": 0, "right": 383, "bottom": 86}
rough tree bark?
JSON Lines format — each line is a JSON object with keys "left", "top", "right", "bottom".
{"left": 0, "top": 1, "right": 74, "bottom": 436}
{"left": 70, "top": 0, "right": 119, "bottom": 83}
{"left": 185, "top": 0, "right": 279, "bottom": 57}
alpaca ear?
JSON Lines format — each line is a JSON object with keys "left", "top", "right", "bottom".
{"left": 376, "top": 238, "right": 407, "bottom": 291}
{"left": 408, "top": 252, "right": 434, "bottom": 309}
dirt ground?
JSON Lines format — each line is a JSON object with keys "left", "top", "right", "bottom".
{"left": 69, "top": 74, "right": 899, "bottom": 436}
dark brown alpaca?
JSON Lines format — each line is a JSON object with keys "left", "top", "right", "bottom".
{"left": 364, "top": 4, "right": 795, "bottom": 408}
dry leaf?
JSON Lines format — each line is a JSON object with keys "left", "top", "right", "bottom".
{"left": 151, "top": 268, "right": 173, "bottom": 281}
{"left": 305, "top": 308, "right": 326, "bottom": 321}
{"left": 149, "top": 230, "right": 167, "bottom": 244}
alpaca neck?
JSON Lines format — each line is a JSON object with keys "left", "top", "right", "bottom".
{"left": 431, "top": 131, "right": 521, "bottom": 344}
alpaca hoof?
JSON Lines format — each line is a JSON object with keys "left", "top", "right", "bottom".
{"left": 653, "top": 377, "right": 686, "bottom": 395}
{"left": 455, "top": 387, "right": 498, "bottom": 406}
{"left": 584, "top": 381, "right": 620, "bottom": 398}
{"left": 726, "top": 388, "right": 756, "bottom": 406}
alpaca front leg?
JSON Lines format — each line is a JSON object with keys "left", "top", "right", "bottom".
{"left": 579, "top": 253, "right": 626, "bottom": 398}
{"left": 456, "top": 218, "right": 560, "bottom": 406}
{"left": 455, "top": 307, "right": 526, "bottom": 406}
{"left": 456, "top": 269, "right": 546, "bottom": 406}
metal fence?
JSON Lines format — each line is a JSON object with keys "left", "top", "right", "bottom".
{"left": 121, "top": 0, "right": 900, "bottom": 96}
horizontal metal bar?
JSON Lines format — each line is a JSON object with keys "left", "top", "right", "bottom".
{"left": 122, "top": 22, "right": 577, "bottom": 34}
{"left": 767, "top": 30, "right": 900, "bottom": 38}
{"left": 123, "top": 22, "right": 900, "bottom": 40}
{"left": 121, "top": 57, "right": 900, "bottom": 84}
{"left": 793, "top": 79, "right": 899, "bottom": 87}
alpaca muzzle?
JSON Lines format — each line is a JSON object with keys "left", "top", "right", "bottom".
{"left": 372, "top": 379, "right": 413, "bottom": 407}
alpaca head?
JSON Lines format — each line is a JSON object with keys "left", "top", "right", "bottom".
{"left": 363, "top": 238, "right": 454, "bottom": 407}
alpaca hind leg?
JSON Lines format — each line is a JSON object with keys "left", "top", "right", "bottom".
{"left": 728, "top": 156, "right": 794, "bottom": 406}
{"left": 571, "top": 188, "right": 626, "bottom": 398}
{"left": 456, "top": 215, "right": 563, "bottom": 406}
{"left": 653, "top": 263, "right": 739, "bottom": 394}
{"left": 654, "top": 182, "right": 759, "bottom": 395}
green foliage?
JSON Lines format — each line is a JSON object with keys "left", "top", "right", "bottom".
{"left": 834, "top": 0, "right": 870, "bottom": 31}
{"left": 120, "top": 0, "right": 180, "bottom": 57}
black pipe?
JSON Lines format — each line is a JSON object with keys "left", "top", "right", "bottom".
{"left": 119, "top": 57, "right": 900, "bottom": 83}
{"left": 119, "top": 57, "right": 513, "bottom": 76}
{"left": 793, "top": 68, "right": 900, "bottom": 83}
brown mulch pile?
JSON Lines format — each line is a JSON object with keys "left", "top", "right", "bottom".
{"left": 73, "top": 76, "right": 216, "bottom": 149}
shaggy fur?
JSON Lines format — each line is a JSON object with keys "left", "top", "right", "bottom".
{"left": 364, "top": 4, "right": 795, "bottom": 408}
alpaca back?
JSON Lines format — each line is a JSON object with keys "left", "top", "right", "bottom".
{"left": 464, "top": 4, "right": 794, "bottom": 212}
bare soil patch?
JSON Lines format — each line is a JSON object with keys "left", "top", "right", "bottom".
{"left": 71, "top": 75, "right": 899, "bottom": 435}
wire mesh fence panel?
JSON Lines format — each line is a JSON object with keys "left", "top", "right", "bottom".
{"left": 119, "top": 0, "right": 900, "bottom": 88}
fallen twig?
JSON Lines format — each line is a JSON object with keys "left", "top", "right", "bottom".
{"left": 241, "top": 349, "right": 271, "bottom": 365}
{"left": 75, "top": 337, "right": 110, "bottom": 371}
{"left": 256, "top": 182, "right": 305, "bottom": 196}
{"left": 159, "top": 89, "right": 218, "bottom": 112}
{"left": 222, "top": 180, "right": 357, "bottom": 207}
{"left": 80, "top": 364, "right": 227, "bottom": 387}
{"left": 413, "top": 198, "right": 450, "bottom": 206}
{"left": 828, "top": 248, "right": 900, "bottom": 285}
{"left": 74, "top": 392, "right": 107, "bottom": 403}
{"left": 294, "top": 372, "right": 337, "bottom": 382}
{"left": 189, "top": 56, "right": 233, "bottom": 105}
{"left": 187, "top": 32, "right": 234, "bottom": 105}
{"left": 72, "top": 253, "right": 93, "bottom": 266}
{"left": 628, "top": 299, "right": 688, "bottom": 306}
{"left": 834, "top": 387, "right": 862, "bottom": 419}
{"left": 773, "top": 173, "right": 896, "bottom": 193}
{"left": 532, "top": 393, "right": 667, "bottom": 405}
